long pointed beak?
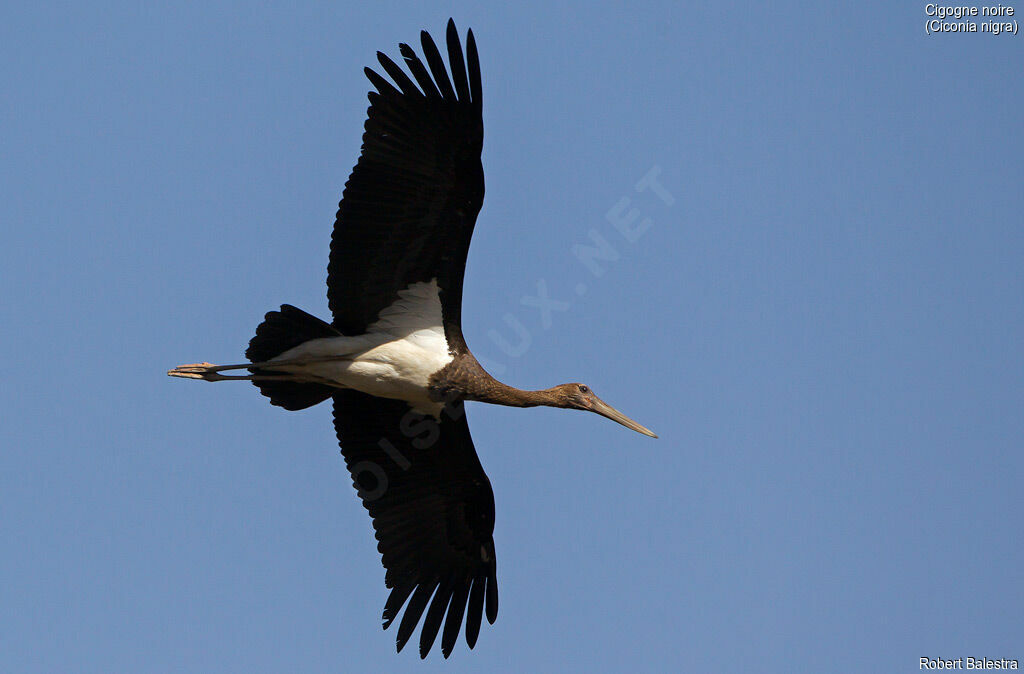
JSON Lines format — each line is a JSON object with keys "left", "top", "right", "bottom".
{"left": 590, "top": 398, "right": 658, "bottom": 438}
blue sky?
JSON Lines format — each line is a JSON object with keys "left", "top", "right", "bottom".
{"left": 2, "top": 2, "right": 1021, "bottom": 672}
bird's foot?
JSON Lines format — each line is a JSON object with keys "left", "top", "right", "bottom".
{"left": 167, "top": 361, "right": 304, "bottom": 382}
{"left": 168, "top": 362, "right": 228, "bottom": 381}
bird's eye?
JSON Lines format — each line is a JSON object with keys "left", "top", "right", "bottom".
{"left": 578, "top": 385, "right": 589, "bottom": 394}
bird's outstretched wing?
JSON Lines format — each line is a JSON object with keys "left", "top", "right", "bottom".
{"left": 327, "top": 19, "right": 483, "bottom": 349}
{"left": 332, "top": 392, "right": 498, "bottom": 658}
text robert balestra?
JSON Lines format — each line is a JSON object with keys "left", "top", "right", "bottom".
{"left": 920, "top": 657, "right": 1019, "bottom": 670}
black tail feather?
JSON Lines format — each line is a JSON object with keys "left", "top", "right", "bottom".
{"left": 246, "top": 305, "right": 340, "bottom": 411}
{"left": 250, "top": 378, "right": 337, "bottom": 411}
{"left": 246, "top": 304, "right": 339, "bottom": 363}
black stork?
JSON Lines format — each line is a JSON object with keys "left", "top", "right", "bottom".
{"left": 169, "top": 19, "right": 656, "bottom": 658}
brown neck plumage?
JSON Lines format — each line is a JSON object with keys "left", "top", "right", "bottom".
{"left": 474, "top": 380, "right": 565, "bottom": 408}
{"left": 431, "top": 354, "right": 567, "bottom": 408}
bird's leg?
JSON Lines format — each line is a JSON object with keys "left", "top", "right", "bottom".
{"left": 167, "top": 361, "right": 295, "bottom": 382}
{"left": 168, "top": 356, "right": 349, "bottom": 383}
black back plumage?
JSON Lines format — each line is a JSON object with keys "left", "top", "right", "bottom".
{"left": 326, "top": 19, "right": 483, "bottom": 353}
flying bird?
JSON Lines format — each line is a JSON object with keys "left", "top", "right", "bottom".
{"left": 169, "top": 19, "right": 656, "bottom": 658}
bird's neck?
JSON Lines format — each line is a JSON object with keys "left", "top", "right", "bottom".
{"left": 430, "top": 354, "right": 566, "bottom": 408}
{"left": 479, "top": 381, "right": 563, "bottom": 408}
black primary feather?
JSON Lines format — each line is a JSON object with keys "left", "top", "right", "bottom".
{"left": 326, "top": 19, "right": 483, "bottom": 354}
{"left": 333, "top": 392, "right": 498, "bottom": 658}
{"left": 327, "top": 20, "right": 496, "bottom": 658}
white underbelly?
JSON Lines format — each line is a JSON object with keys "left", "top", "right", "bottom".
{"left": 269, "top": 334, "right": 453, "bottom": 412}
{"left": 264, "top": 279, "right": 454, "bottom": 414}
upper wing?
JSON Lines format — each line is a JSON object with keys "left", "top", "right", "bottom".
{"left": 327, "top": 19, "right": 484, "bottom": 343}
{"left": 332, "top": 391, "right": 498, "bottom": 658}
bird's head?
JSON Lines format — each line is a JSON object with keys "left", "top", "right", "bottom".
{"left": 550, "top": 383, "right": 657, "bottom": 438}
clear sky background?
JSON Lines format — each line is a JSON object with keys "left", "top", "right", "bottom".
{"left": 2, "top": 2, "right": 1021, "bottom": 672}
